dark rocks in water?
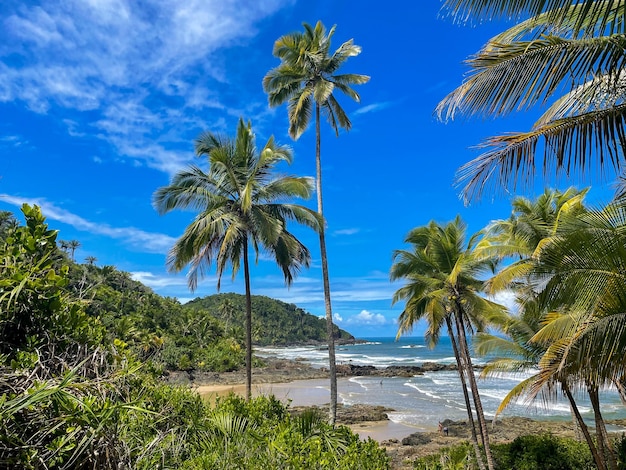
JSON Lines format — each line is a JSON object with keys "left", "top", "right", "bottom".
{"left": 420, "top": 362, "right": 458, "bottom": 372}
{"left": 337, "top": 364, "right": 377, "bottom": 376}
{"left": 335, "top": 363, "right": 478, "bottom": 377}
{"left": 378, "top": 366, "right": 425, "bottom": 377}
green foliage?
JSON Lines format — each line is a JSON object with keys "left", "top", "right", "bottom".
{"left": 615, "top": 433, "right": 626, "bottom": 470}
{"left": 412, "top": 435, "right": 597, "bottom": 470}
{"left": 0, "top": 204, "right": 106, "bottom": 368}
{"left": 491, "top": 434, "right": 595, "bottom": 470}
{"left": 0, "top": 207, "right": 387, "bottom": 469}
{"left": 413, "top": 442, "right": 475, "bottom": 470}
{"left": 186, "top": 293, "right": 354, "bottom": 346}
{"left": 183, "top": 395, "right": 390, "bottom": 470}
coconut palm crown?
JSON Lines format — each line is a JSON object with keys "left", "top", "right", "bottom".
{"left": 263, "top": 20, "right": 370, "bottom": 139}
{"left": 153, "top": 118, "right": 322, "bottom": 398}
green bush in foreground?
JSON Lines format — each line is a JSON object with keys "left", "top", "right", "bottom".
{"left": 413, "top": 434, "right": 595, "bottom": 470}
{"left": 184, "top": 394, "right": 390, "bottom": 470}
{"left": 492, "top": 434, "right": 595, "bottom": 470}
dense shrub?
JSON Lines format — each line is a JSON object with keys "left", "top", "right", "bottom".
{"left": 413, "top": 442, "right": 475, "bottom": 470}
{"left": 491, "top": 434, "right": 595, "bottom": 470}
{"left": 412, "top": 435, "right": 597, "bottom": 470}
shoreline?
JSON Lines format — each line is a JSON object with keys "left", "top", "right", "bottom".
{"left": 175, "top": 358, "right": 626, "bottom": 469}
{"left": 193, "top": 377, "right": 617, "bottom": 469}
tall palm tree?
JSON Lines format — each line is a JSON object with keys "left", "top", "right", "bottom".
{"left": 438, "top": 0, "right": 626, "bottom": 202}
{"left": 68, "top": 240, "right": 80, "bottom": 261}
{"left": 390, "top": 217, "right": 506, "bottom": 470}
{"left": 153, "top": 118, "right": 322, "bottom": 399}
{"left": 263, "top": 20, "right": 369, "bottom": 423}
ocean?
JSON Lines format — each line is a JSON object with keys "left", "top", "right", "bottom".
{"left": 256, "top": 336, "right": 626, "bottom": 431}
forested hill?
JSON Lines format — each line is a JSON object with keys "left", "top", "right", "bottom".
{"left": 185, "top": 293, "right": 354, "bottom": 346}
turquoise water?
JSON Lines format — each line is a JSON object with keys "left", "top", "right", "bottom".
{"left": 256, "top": 336, "right": 626, "bottom": 431}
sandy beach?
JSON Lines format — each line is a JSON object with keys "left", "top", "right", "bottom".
{"left": 195, "top": 377, "right": 422, "bottom": 441}
{"left": 174, "top": 355, "right": 626, "bottom": 469}
{"left": 192, "top": 375, "right": 615, "bottom": 469}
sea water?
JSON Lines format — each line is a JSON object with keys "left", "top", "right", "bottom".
{"left": 256, "top": 336, "right": 626, "bottom": 431}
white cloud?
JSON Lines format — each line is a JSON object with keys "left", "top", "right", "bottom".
{"left": 131, "top": 271, "right": 193, "bottom": 288}
{"left": 490, "top": 289, "right": 518, "bottom": 313}
{"left": 333, "top": 228, "right": 360, "bottom": 236}
{"left": 346, "top": 310, "right": 388, "bottom": 326}
{"left": 0, "top": 0, "right": 294, "bottom": 174}
{"left": 0, "top": 194, "right": 175, "bottom": 253}
{"left": 252, "top": 272, "right": 401, "bottom": 306}
{"left": 333, "top": 312, "right": 343, "bottom": 322}
{"left": 0, "top": 135, "right": 27, "bottom": 147}
{"left": 353, "top": 102, "right": 392, "bottom": 116}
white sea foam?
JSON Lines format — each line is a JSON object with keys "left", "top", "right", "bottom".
{"left": 257, "top": 338, "right": 626, "bottom": 428}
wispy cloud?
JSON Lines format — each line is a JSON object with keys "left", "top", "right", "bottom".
{"left": 0, "top": 194, "right": 175, "bottom": 253}
{"left": 333, "top": 228, "right": 360, "bottom": 236}
{"left": 0, "top": 0, "right": 294, "bottom": 174}
{"left": 0, "top": 135, "right": 28, "bottom": 148}
{"left": 249, "top": 272, "right": 399, "bottom": 307}
{"left": 353, "top": 101, "right": 392, "bottom": 116}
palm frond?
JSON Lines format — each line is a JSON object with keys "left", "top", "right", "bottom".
{"left": 442, "top": 0, "right": 626, "bottom": 38}
{"left": 288, "top": 88, "right": 314, "bottom": 139}
{"left": 438, "top": 34, "right": 626, "bottom": 120}
{"left": 456, "top": 103, "right": 626, "bottom": 202}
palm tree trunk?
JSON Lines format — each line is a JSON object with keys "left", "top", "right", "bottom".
{"left": 454, "top": 305, "right": 495, "bottom": 470}
{"left": 564, "top": 383, "right": 605, "bottom": 470}
{"left": 315, "top": 102, "right": 337, "bottom": 424}
{"left": 243, "top": 238, "right": 253, "bottom": 401}
{"left": 589, "top": 384, "right": 617, "bottom": 470}
{"left": 446, "top": 317, "right": 486, "bottom": 470}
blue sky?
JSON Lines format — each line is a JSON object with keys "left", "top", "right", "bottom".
{"left": 0, "top": 1, "right": 613, "bottom": 338}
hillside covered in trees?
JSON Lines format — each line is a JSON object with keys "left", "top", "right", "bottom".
{"left": 2, "top": 207, "right": 355, "bottom": 376}
{"left": 186, "top": 293, "right": 354, "bottom": 346}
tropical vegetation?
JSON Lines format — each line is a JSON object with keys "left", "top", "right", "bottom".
{"left": 391, "top": 217, "right": 507, "bottom": 470}
{"left": 438, "top": 0, "right": 626, "bottom": 202}
{"left": 0, "top": 204, "right": 389, "bottom": 469}
{"left": 153, "top": 117, "right": 321, "bottom": 399}
{"left": 264, "top": 20, "right": 369, "bottom": 423}
{"left": 186, "top": 293, "right": 354, "bottom": 346}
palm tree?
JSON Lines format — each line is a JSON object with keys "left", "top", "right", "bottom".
{"left": 263, "top": 20, "right": 369, "bottom": 424}
{"left": 438, "top": 0, "right": 626, "bottom": 202}
{"left": 85, "top": 256, "right": 97, "bottom": 266}
{"left": 0, "top": 211, "right": 17, "bottom": 240}
{"left": 59, "top": 240, "right": 70, "bottom": 255}
{"left": 153, "top": 118, "right": 322, "bottom": 399}
{"left": 526, "top": 201, "right": 626, "bottom": 470}
{"left": 478, "top": 191, "right": 626, "bottom": 470}
{"left": 218, "top": 299, "right": 238, "bottom": 335}
{"left": 390, "top": 217, "right": 506, "bottom": 470}
{"left": 475, "top": 188, "right": 609, "bottom": 467}
{"left": 68, "top": 240, "right": 80, "bottom": 261}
